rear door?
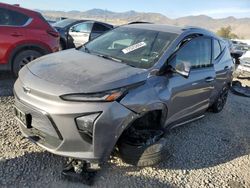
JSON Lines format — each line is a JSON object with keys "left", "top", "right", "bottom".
{"left": 0, "top": 7, "right": 30, "bottom": 64}
{"left": 68, "top": 22, "right": 93, "bottom": 48}
{"left": 211, "top": 39, "right": 233, "bottom": 102}
{"left": 164, "top": 36, "right": 216, "bottom": 125}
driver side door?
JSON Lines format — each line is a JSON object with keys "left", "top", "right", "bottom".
{"left": 163, "top": 36, "right": 216, "bottom": 126}
{"left": 68, "top": 22, "right": 93, "bottom": 48}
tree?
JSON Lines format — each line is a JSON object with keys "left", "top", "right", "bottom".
{"left": 216, "top": 26, "right": 239, "bottom": 39}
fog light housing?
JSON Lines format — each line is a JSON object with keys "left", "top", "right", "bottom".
{"left": 76, "top": 113, "right": 100, "bottom": 135}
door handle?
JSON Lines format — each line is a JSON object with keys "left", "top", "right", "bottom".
{"left": 224, "top": 66, "right": 229, "bottom": 70}
{"left": 205, "top": 77, "right": 215, "bottom": 82}
{"left": 11, "top": 32, "right": 23, "bottom": 37}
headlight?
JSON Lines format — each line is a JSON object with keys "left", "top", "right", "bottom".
{"left": 60, "top": 88, "right": 127, "bottom": 102}
{"left": 76, "top": 113, "right": 100, "bottom": 135}
{"left": 60, "top": 82, "right": 145, "bottom": 102}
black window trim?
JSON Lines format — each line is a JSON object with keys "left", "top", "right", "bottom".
{"left": 213, "top": 39, "right": 223, "bottom": 61}
{"left": 0, "top": 7, "right": 32, "bottom": 27}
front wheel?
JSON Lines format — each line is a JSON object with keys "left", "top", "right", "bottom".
{"left": 12, "top": 50, "right": 42, "bottom": 77}
{"left": 118, "top": 129, "right": 168, "bottom": 167}
{"left": 211, "top": 86, "right": 229, "bottom": 113}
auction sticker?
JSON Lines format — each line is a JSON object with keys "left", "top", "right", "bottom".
{"left": 122, "top": 42, "right": 147, "bottom": 54}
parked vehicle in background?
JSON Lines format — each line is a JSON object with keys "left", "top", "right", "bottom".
{"left": 234, "top": 47, "right": 250, "bottom": 77}
{"left": 14, "top": 23, "right": 234, "bottom": 172}
{"left": 240, "top": 49, "right": 250, "bottom": 63}
{"left": 235, "top": 61, "right": 250, "bottom": 77}
{"left": 46, "top": 19, "right": 56, "bottom": 25}
{"left": 223, "top": 38, "right": 248, "bottom": 63}
{"left": 232, "top": 40, "right": 249, "bottom": 52}
{"left": 0, "top": 3, "right": 59, "bottom": 76}
{"left": 52, "top": 19, "right": 113, "bottom": 50}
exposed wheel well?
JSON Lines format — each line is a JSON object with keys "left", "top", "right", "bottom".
{"left": 129, "top": 110, "right": 163, "bottom": 130}
{"left": 117, "top": 110, "right": 164, "bottom": 144}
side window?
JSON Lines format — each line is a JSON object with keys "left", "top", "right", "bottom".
{"left": 176, "top": 37, "right": 212, "bottom": 69}
{"left": 0, "top": 8, "right": 29, "bottom": 26}
{"left": 213, "top": 39, "right": 221, "bottom": 60}
{"left": 0, "top": 8, "right": 11, "bottom": 25}
{"left": 92, "top": 23, "right": 110, "bottom": 33}
{"left": 73, "top": 23, "right": 92, "bottom": 33}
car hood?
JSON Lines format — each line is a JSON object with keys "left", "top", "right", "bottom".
{"left": 22, "top": 49, "right": 147, "bottom": 95}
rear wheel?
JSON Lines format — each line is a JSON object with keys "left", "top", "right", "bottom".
{"left": 13, "top": 50, "right": 42, "bottom": 77}
{"left": 118, "top": 128, "right": 168, "bottom": 167}
{"left": 59, "top": 40, "right": 65, "bottom": 51}
{"left": 211, "top": 86, "right": 229, "bottom": 113}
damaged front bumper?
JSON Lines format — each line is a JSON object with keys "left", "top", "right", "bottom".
{"left": 14, "top": 78, "right": 137, "bottom": 164}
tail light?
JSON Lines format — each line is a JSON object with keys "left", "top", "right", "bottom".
{"left": 47, "top": 30, "right": 59, "bottom": 38}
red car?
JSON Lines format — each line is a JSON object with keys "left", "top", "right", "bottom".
{"left": 0, "top": 3, "right": 59, "bottom": 76}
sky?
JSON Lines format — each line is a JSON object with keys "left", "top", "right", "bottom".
{"left": 2, "top": 0, "right": 250, "bottom": 18}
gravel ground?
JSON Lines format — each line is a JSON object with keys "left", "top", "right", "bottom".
{"left": 0, "top": 72, "right": 250, "bottom": 188}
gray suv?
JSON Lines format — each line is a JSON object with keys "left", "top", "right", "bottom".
{"left": 14, "top": 24, "right": 233, "bottom": 170}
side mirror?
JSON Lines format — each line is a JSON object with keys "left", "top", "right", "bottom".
{"left": 169, "top": 55, "right": 191, "bottom": 78}
{"left": 231, "top": 51, "right": 243, "bottom": 59}
{"left": 231, "top": 51, "right": 244, "bottom": 65}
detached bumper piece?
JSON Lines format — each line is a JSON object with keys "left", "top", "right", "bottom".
{"left": 61, "top": 159, "right": 99, "bottom": 186}
{"left": 231, "top": 81, "right": 250, "bottom": 98}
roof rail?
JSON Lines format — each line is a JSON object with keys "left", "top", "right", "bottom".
{"left": 183, "top": 26, "right": 217, "bottom": 37}
{"left": 128, "top": 21, "right": 153, "bottom": 25}
{"left": 183, "top": 26, "right": 207, "bottom": 30}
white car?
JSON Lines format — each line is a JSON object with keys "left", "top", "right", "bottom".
{"left": 235, "top": 51, "right": 250, "bottom": 77}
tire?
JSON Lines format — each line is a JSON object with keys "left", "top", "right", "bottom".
{"left": 211, "top": 86, "right": 229, "bottom": 113}
{"left": 59, "top": 41, "right": 65, "bottom": 51}
{"left": 12, "top": 50, "right": 42, "bottom": 77}
{"left": 118, "top": 129, "right": 168, "bottom": 167}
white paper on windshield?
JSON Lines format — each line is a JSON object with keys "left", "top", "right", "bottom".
{"left": 122, "top": 42, "right": 147, "bottom": 54}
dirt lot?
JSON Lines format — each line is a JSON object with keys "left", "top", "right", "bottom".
{"left": 0, "top": 72, "right": 250, "bottom": 188}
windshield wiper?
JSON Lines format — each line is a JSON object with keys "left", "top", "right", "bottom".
{"left": 99, "top": 54, "right": 138, "bottom": 68}
{"left": 96, "top": 54, "right": 122, "bottom": 63}
{"left": 91, "top": 52, "right": 137, "bottom": 68}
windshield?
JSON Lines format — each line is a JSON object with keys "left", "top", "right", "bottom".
{"left": 52, "top": 19, "right": 77, "bottom": 28}
{"left": 82, "top": 27, "right": 178, "bottom": 69}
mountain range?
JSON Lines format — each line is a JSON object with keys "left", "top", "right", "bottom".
{"left": 39, "top": 9, "right": 250, "bottom": 39}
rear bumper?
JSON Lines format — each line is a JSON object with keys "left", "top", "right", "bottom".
{"left": 14, "top": 78, "right": 136, "bottom": 163}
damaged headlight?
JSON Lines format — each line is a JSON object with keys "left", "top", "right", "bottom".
{"left": 60, "top": 88, "right": 127, "bottom": 102}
